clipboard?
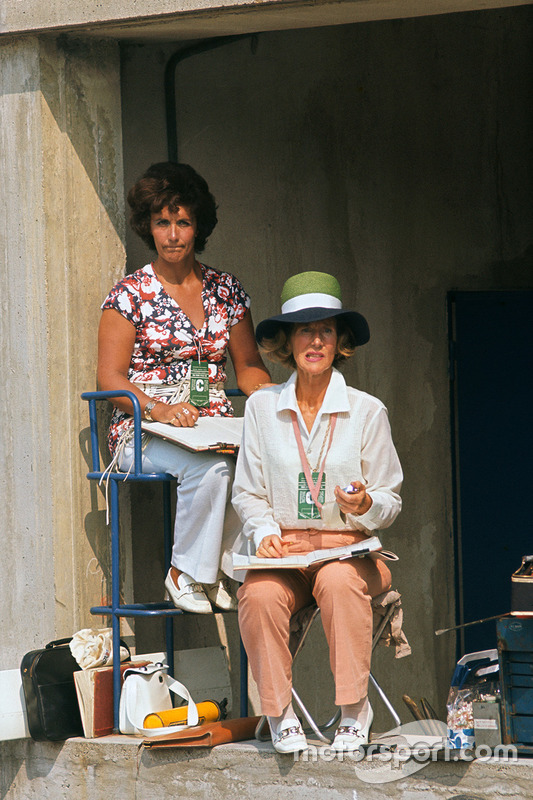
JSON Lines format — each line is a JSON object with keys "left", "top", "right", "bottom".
{"left": 141, "top": 416, "right": 243, "bottom": 454}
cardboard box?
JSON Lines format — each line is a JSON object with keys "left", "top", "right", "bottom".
{"left": 472, "top": 700, "right": 502, "bottom": 748}
{"left": 74, "top": 661, "right": 149, "bottom": 738}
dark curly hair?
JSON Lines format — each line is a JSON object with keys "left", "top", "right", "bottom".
{"left": 127, "top": 162, "right": 218, "bottom": 253}
{"left": 260, "top": 318, "right": 357, "bottom": 370}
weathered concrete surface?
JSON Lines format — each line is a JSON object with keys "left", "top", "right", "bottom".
{"left": 1, "top": 736, "right": 532, "bottom": 799}
{"left": 0, "top": 38, "right": 56, "bottom": 664}
{"left": 1, "top": 0, "right": 531, "bottom": 42}
{"left": 0, "top": 35, "right": 126, "bottom": 667}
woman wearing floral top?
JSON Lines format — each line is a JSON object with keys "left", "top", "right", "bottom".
{"left": 98, "top": 162, "right": 271, "bottom": 613}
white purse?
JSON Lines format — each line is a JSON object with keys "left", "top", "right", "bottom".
{"left": 119, "top": 663, "right": 199, "bottom": 736}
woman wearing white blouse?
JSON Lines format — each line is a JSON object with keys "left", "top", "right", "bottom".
{"left": 231, "top": 272, "right": 403, "bottom": 754}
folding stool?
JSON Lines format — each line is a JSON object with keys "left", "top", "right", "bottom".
{"left": 255, "top": 593, "right": 406, "bottom": 744}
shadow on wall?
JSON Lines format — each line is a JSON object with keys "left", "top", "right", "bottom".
{"left": 40, "top": 34, "right": 125, "bottom": 245}
{"left": 79, "top": 402, "right": 114, "bottom": 612}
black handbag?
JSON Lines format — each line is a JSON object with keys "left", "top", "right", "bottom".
{"left": 20, "top": 637, "right": 83, "bottom": 741}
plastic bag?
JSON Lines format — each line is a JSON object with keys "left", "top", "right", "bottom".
{"left": 446, "top": 648, "right": 500, "bottom": 749}
{"left": 69, "top": 628, "right": 130, "bottom": 670}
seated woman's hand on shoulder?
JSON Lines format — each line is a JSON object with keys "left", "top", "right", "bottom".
{"left": 150, "top": 401, "right": 199, "bottom": 428}
{"left": 256, "top": 535, "right": 289, "bottom": 558}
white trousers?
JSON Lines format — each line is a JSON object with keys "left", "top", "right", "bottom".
{"left": 119, "top": 436, "right": 240, "bottom": 584}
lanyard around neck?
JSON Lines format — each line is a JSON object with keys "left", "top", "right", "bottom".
{"left": 290, "top": 410, "right": 337, "bottom": 512}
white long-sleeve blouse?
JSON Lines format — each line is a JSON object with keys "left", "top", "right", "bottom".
{"left": 231, "top": 368, "right": 403, "bottom": 553}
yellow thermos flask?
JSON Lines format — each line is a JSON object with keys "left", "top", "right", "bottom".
{"left": 143, "top": 699, "right": 223, "bottom": 729}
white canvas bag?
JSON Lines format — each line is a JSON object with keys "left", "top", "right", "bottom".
{"left": 119, "top": 663, "right": 198, "bottom": 736}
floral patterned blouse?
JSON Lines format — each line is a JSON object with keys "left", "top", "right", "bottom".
{"left": 101, "top": 263, "right": 250, "bottom": 455}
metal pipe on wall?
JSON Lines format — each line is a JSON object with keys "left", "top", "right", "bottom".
{"left": 164, "top": 34, "right": 258, "bottom": 162}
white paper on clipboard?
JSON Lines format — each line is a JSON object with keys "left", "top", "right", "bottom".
{"left": 141, "top": 416, "right": 243, "bottom": 453}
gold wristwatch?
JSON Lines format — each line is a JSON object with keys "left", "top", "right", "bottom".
{"left": 143, "top": 400, "right": 157, "bottom": 421}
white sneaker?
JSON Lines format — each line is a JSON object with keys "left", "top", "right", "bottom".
{"left": 204, "top": 574, "right": 238, "bottom": 611}
{"left": 165, "top": 569, "right": 212, "bottom": 614}
{"left": 268, "top": 717, "right": 308, "bottom": 754}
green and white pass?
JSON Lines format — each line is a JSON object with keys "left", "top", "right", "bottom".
{"left": 190, "top": 361, "right": 210, "bottom": 407}
{"left": 297, "top": 471, "right": 325, "bottom": 519}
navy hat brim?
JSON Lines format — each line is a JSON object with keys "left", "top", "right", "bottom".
{"left": 256, "top": 307, "right": 370, "bottom": 346}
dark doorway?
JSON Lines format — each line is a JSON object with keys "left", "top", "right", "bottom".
{"left": 449, "top": 290, "right": 533, "bottom": 655}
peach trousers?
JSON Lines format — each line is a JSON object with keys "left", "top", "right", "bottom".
{"left": 237, "top": 530, "right": 392, "bottom": 717}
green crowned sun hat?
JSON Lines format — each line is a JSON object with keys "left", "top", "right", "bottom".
{"left": 255, "top": 271, "right": 370, "bottom": 346}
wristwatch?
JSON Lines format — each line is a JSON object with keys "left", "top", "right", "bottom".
{"left": 143, "top": 400, "right": 158, "bottom": 421}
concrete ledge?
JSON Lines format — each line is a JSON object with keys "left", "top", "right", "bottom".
{"left": 1, "top": 734, "right": 532, "bottom": 799}
{"left": 1, "top": 0, "right": 531, "bottom": 42}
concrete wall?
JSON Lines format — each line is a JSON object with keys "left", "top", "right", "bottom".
{"left": 2, "top": 737, "right": 533, "bottom": 800}
{"left": 120, "top": 5, "right": 532, "bottom": 722}
{"left": 0, "top": 35, "right": 126, "bottom": 665}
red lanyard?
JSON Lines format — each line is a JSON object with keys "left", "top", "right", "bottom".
{"left": 290, "top": 411, "right": 337, "bottom": 512}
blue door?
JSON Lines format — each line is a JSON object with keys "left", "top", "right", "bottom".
{"left": 449, "top": 291, "right": 533, "bottom": 655}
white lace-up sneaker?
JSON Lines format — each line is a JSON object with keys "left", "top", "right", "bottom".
{"left": 165, "top": 569, "right": 212, "bottom": 614}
